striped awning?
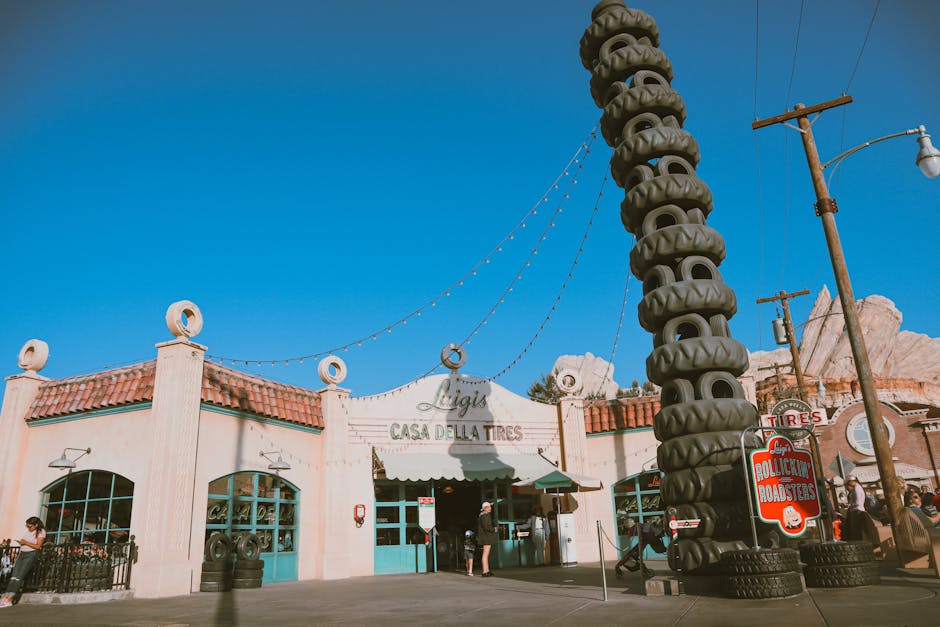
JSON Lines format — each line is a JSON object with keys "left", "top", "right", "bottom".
{"left": 374, "top": 451, "right": 561, "bottom": 483}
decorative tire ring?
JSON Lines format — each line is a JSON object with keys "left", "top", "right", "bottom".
{"left": 165, "top": 300, "right": 204, "bottom": 339}
{"left": 200, "top": 581, "right": 231, "bottom": 593}
{"left": 803, "top": 562, "right": 880, "bottom": 588}
{"left": 200, "top": 572, "right": 231, "bottom": 584}
{"left": 205, "top": 532, "right": 232, "bottom": 562}
{"left": 236, "top": 533, "right": 261, "bottom": 561}
{"left": 232, "top": 578, "right": 263, "bottom": 589}
{"left": 720, "top": 549, "right": 800, "bottom": 575}
{"left": 799, "top": 541, "right": 875, "bottom": 566}
{"left": 318, "top": 355, "right": 348, "bottom": 385}
{"left": 17, "top": 339, "right": 49, "bottom": 372}
{"left": 440, "top": 343, "right": 467, "bottom": 371}
{"left": 725, "top": 571, "right": 804, "bottom": 599}
{"left": 201, "top": 560, "right": 230, "bottom": 573}
{"left": 234, "top": 559, "right": 264, "bottom": 570}
{"left": 555, "top": 368, "right": 582, "bottom": 395}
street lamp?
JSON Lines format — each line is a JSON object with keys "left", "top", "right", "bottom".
{"left": 753, "top": 95, "right": 938, "bottom": 543}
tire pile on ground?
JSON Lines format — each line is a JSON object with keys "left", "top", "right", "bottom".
{"left": 201, "top": 532, "right": 233, "bottom": 592}
{"left": 800, "top": 541, "right": 879, "bottom": 588}
{"left": 721, "top": 548, "right": 803, "bottom": 599}
{"left": 232, "top": 533, "right": 264, "bottom": 589}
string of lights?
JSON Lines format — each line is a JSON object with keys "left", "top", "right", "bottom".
{"left": 204, "top": 126, "right": 598, "bottom": 369}
{"left": 600, "top": 254, "right": 633, "bottom": 390}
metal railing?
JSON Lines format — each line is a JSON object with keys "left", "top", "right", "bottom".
{"left": 0, "top": 536, "right": 137, "bottom": 594}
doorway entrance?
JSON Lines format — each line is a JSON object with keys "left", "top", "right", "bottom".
{"left": 432, "top": 480, "right": 482, "bottom": 571}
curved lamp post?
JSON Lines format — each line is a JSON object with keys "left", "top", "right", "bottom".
{"left": 753, "top": 95, "right": 938, "bottom": 546}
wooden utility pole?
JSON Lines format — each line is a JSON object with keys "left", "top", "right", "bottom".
{"left": 753, "top": 94, "right": 903, "bottom": 537}
{"left": 757, "top": 289, "right": 811, "bottom": 402}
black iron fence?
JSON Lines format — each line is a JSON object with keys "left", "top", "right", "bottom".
{"left": 0, "top": 537, "right": 136, "bottom": 594}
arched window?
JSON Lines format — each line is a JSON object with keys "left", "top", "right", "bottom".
{"left": 611, "top": 471, "right": 668, "bottom": 558}
{"left": 40, "top": 470, "right": 134, "bottom": 545}
{"left": 205, "top": 472, "right": 299, "bottom": 582}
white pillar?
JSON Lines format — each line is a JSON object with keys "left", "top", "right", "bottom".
{"left": 558, "top": 395, "right": 597, "bottom": 562}
{"left": 132, "top": 338, "right": 205, "bottom": 598}
{"left": 0, "top": 372, "right": 46, "bottom": 534}
{"left": 317, "top": 384, "right": 351, "bottom": 579}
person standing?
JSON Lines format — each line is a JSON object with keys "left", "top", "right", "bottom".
{"left": 843, "top": 476, "right": 866, "bottom": 541}
{"left": 463, "top": 530, "right": 477, "bottom": 576}
{"left": 477, "top": 502, "right": 497, "bottom": 578}
{"left": 0, "top": 517, "right": 46, "bottom": 608}
{"left": 518, "top": 506, "right": 550, "bottom": 566}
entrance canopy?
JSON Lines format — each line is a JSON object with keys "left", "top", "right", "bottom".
{"left": 375, "top": 451, "right": 562, "bottom": 483}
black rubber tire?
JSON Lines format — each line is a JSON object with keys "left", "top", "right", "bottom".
{"left": 200, "top": 572, "right": 232, "bottom": 584}
{"left": 204, "top": 532, "right": 232, "bottom": 563}
{"left": 201, "top": 560, "right": 231, "bottom": 573}
{"left": 654, "top": 399, "right": 759, "bottom": 440}
{"left": 646, "top": 337, "right": 750, "bottom": 384}
{"left": 611, "top": 127, "right": 699, "bottom": 187}
{"left": 661, "top": 464, "right": 745, "bottom": 504}
{"left": 721, "top": 549, "right": 800, "bottom": 575}
{"left": 600, "top": 84, "right": 686, "bottom": 145}
{"left": 638, "top": 279, "right": 737, "bottom": 332}
{"left": 668, "top": 538, "right": 748, "bottom": 574}
{"left": 234, "top": 559, "right": 264, "bottom": 571}
{"left": 236, "top": 533, "right": 261, "bottom": 561}
{"left": 799, "top": 542, "right": 875, "bottom": 566}
{"left": 657, "top": 430, "right": 760, "bottom": 472}
{"left": 658, "top": 377, "right": 695, "bottom": 407}
{"left": 630, "top": 224, "right": 725, "bottom": 278}
{"left": 589, "top": 45, "right": 673, "bottom": 107}
{"left": 804, "top": 562, "right": 879, "bottom": 588}
{"left": 232, "top": 577, "right": 263, "bottom": 589}
{"left": 200, "top": 581, "right": 231, "bottom": 593}
{"left": 672, "top": 501, "right": 753, "bottom": 540}
{"left": 695, "top": 370, "right": 745, "bottom": 400}
{"left": 641, "top": 264, "right": 676, "bottom": 295}
{"left": 580, "top": 4, "right": 660, "bottom": 70}
{"left": 623, "top": 174, "right": 713, "bottom": 234}
{"left": 725, "top": 571, "right": 804, "bottom": 599}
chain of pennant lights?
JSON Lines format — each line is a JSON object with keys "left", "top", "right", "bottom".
{"left": 206, "top": 127, "right": 600, "bottom": 373}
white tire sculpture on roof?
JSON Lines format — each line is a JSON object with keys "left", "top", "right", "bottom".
{"left": 166, "top": 300, "right": 204, "bottom": 339}
{"left": 318, "top": 355, "right": 348, "bottom": 385}
{"left": 18, "top": 339, "right": 49, "bottom": 372}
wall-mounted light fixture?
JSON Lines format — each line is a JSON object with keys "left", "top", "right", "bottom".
{"left": 48, "top": 447, "right": 91, "bottom": 470}
{"left": 260, "top": 450, "right": 291, "bottom": 472}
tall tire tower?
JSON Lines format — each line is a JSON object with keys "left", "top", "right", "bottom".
{"left": 581, "top": 0, "right": 761, "bottom": 575}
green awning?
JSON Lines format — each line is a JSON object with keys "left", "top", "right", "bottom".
{"left": 513, "top": 468, "right": 602, "bottom": 491}
{"left": 375, "top": 451, "right": 562, "bottom": 483}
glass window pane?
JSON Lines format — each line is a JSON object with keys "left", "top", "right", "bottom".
{"left": 64, "top": 472, "right": 89, "bottom": 501}
{"left": 640, "top": 494, "right": 662, "bottom": 513}
{"left": 279, "top": 484, "right": 297, "bottom": 502}
{"left": 376, "top": 528, "right": 399, "bottom": 546}
{"left": 232, "top": 500, "right": 253, "bottom": 524}
{"left": 376, "top": 507, "right": 399, "bottom": 524}
{"left": 374, "top": 483, "right": 399, "bottom": 503}
{"left": 406, "top": 527, "right": 428, "bottom": 544}
{"left": 278, "top": 503, "right": 296, "bottom": 526}
{"left": 233, "top": 474, "right": 254, "bottom": 498}
{"left": 257, "top": 475, "right": 277, "bottom": 499}
{"left": 638, "top": 473, "right": 662, "bottom": 491}
{"left": 405, "top": 506, "right": 417, "bottom": 524}
{"left": 86, "top": 472, "right": 113, "bottom": 500}
{"left": 257, "top": 530, "right": 274, "bottom": 553}
{"left": 109, "top": 499, "right": 133, "bottom": 535}
{"left": 256, "top": 503, "right": 276, "bottom": 526}
{"left": 278, "top": 529, "right": 295, "bottom": 552}
{"left": 207, "top": 499, "right": 229, "bottom": 525}
{"left": 404, "top": 483, "right": 427, "bottom": 502}
{"left": 45, "top": 480, "right": 66, "bottom": 503}
{"left": 43, "top": 505, "right": 63, "bottom": 532}
{"left": 208, "top": 476, "right": 229, "bottom": 496}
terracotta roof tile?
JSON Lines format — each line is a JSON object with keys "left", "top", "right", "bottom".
{"left": 201, "top": 362, "right": 323, "bottom": 429}
{"left": 584, "top": 396, "right": 660, "bottom": 434}
{"left": 29, "top": 362, "right": 158, "bottom": 421}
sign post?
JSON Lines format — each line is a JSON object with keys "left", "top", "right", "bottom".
{"left": 418, "top": 497, "right": 436, "bottom": 534}
{"left": 748, "top": 433, "right": 822, "bottom": 539}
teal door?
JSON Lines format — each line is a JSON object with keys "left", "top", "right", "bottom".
{"left": 612, "top": 471, "right": 670, "bottom": 559}
{"left": 206, "top": 472, "right": 299, "bottom": 583}
{"left": 374, "top": 481, "right": 434, "bottom": 575}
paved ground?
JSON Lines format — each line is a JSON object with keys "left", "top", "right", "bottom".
{"left": 0, "top": 560, "right": 938, "bottom": 626}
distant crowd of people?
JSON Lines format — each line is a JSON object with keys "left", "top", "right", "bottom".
{"left": 840, "top": 475, "right": 940, "bottom": 540}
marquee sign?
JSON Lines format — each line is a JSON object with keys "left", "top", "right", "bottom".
{"left": 749, "top": 435, "right": 821, "bottom": 537}
{"left": 761, "top": 398, "right": 827, "bottom": 431}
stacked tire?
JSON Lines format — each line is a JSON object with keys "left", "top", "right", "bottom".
{"left": 201, "top": 532, "right": 233, "bottom": 592}
{"left": 800, "top": 541, "right": 879, "bottom": 588}
{"left": 580, "top": 0, "right": 759, "bottom": 575}
{"left": 232, "top": 533, "right": 264, "bottom": 589}
{"left": 721, "top": 548, "right": 803, "bottom": 599}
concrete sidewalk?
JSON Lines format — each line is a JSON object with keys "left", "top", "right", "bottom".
{"left": 0, "top": 560, "right": 937, "bottom": 626}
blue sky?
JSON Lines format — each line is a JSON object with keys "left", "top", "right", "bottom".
{"left": 2, "top": 0, "right": 938, "bottom": 401}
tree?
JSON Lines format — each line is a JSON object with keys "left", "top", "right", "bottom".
{"left": 527, "top": 372, "right": 565, "bottom": 404}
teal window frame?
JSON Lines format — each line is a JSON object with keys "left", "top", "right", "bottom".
{"left": 611, "top": 471, "right": 667, "bottom": 555}
{"left": 40, "top": 470, "right": 134, "bottom": 545}
{"left": 205, "top": 472, "right": 299, "bottom": 556}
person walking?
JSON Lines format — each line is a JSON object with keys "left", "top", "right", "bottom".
{"left": 517, "top": 506, "right": 550, "bottom": 566}
{"left": 0, "top": 517, "right": 46, "bottom": 608}
{"left": 843, "top": 476, "right": 866, "bottom": 541}
{"left": 477, "top": 502, "right": 498, "bottom": 578}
